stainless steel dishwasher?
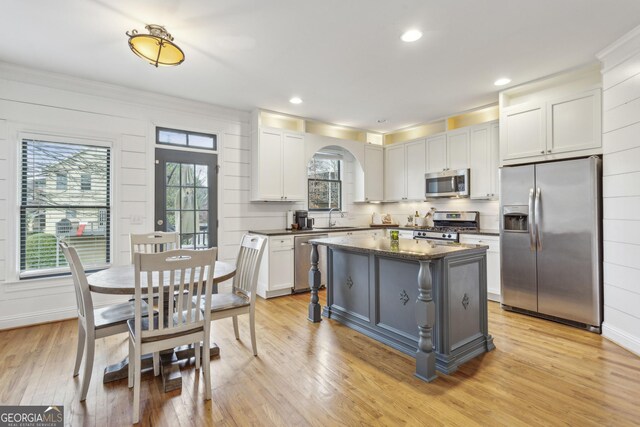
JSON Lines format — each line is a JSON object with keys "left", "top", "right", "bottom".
{"left": 294, "top": 234, "right": 327, "bottom": 293}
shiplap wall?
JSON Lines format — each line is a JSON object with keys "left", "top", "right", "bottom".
{"left": 0, "top": 63, "right": 249, "bottom": 328}
{"left": 598, "top": 26, "right": 640, "bottom": 355}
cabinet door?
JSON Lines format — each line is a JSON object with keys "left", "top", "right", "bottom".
{"left": 502, "top": 102, "right": 546, "bottom": 161}
{"left": 447, "top": 129, "right": 469, "bottom": 170}
{"left": 405, "top": 139, "right": 427, "bottom": 200}
{"left": 258, "top": 129, "right": 283, "bottom": 200}
{"left": 426, "top": 134, "right": 447, "bottom": 173}
{"left": 282, "top": 133, "right": 306, "bottom": 201}
{"left": 384, "top": 144, "right": 406, "bottom": 201}
{"left": 547, "top": 89, "right": 602, "bottom": 155}
{"left": 364, "top": 145, "right": 384, "bottom": 201}
{"left": 489, "top": 122, "right": 500, "bottom": 199}
{"left": 459, "top": 235, "right": 501, "bottom": 301}
{"left": 469, "top": 124, "right": 491, "bottom": 199}
{"left": 269, "top": 246, "right": 294, "bottom": 290}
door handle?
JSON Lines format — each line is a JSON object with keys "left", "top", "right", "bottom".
{"left": 535, "top": 187, "right": 542, "bottom": 251}
{"left": 528, "top": 188, "right": 535, "bottom": 251}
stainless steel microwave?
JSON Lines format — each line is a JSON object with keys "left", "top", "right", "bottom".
{"left": 425, "top": 169, "right": 470, "bottom": 198}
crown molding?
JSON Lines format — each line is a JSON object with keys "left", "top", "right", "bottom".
{"left": 0, "top": 61, "right": 250, "bottom": 125}
{"left": 597, "top": 24, "right": 640, "bottom": 72}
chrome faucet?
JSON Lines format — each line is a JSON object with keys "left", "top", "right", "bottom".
{"left": 328, "top": 208, "right": 337, "bottom": 228}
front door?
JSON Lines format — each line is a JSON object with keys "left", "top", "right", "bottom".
{"left": 155, "top": 148, "right": 218, "bottom": 249}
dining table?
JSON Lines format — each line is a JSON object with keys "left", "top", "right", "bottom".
{"left": 87, "top": 261, "right": 236, "bottom": 392}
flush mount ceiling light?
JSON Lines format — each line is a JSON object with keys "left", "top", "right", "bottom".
{"left": 126, "top": 24, "right": 185, "bottom": 67}
{"left": 289, "top": 97, "right": 303, "bottom": 104}
{"left": 494, "top": 77, "right": 512, "bottom": 86}
{"left": 401, "top": 29, "right": 423, "bottom": 42}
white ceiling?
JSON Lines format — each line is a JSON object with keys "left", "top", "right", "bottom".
{"left": 2, "top": 0, "right": 640, "bottom": 132}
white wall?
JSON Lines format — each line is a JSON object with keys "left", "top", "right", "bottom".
{"left": 597, "top": 25, "right": 640, "bottom": 355}
{"left": 0, "top": 62, "right": 250, "bottom": 329}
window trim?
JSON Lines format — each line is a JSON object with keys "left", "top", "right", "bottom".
{"left": 156, "top": 126, "right": 218, "bottom": 151}
{"left": 18, "top": 138, "right": 112, "bottom": 279}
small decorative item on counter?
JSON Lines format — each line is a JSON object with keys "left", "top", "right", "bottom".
{"left": 425, "top": 207, "right": 436, "bottom": 228}
{"left": 371, "top": 212, "right": 383, "bottom": 225}
{"left": 414, "top": 210, "right": 420, "bottom": 226}
{"left": 390, "top": 230, "right": 399, "bottom": 242}
{"left": 390, "top": 239, "right": 400, "bottom": 252}
{"left": 292, "top": 223, "right": 299, "bottom": 230}
{"left": 382, "top": 213, "right": 394, "bottom": 224}
{"left": 406, "top": 214, "right": 414, "bottom": 226}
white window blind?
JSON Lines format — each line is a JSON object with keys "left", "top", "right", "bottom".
{"left": 20, "top": 139, "right": 111, "bottom": 278}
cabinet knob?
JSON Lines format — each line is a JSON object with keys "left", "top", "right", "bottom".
{"left": 547, "top": 150, "right": 552, "bottom": 153}
{"left": 540, "top": 150, "right": 544, "bottom": 154}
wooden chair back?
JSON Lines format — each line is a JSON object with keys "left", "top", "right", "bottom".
{"left": 59, "top": 242, "right": 94, "bottom": 325}
{"left": 233, "top": 235, "right": 267, "bottom": 302}
{"left": 130, "top": 232, "right": 180, "bottom": 263}
{"left": 133, "top": 248, "right": 217, "bottom": 342}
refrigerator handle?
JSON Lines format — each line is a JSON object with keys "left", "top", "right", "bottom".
{"left": 528, "top": 188, "right": 535, "bottom": 251}
{"left": 535, "top": 187, "right": 542, "bottom": 251}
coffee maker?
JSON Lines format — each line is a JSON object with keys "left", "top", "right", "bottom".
{"left": 294, "top": 210, "right": 313, "bottom": 230}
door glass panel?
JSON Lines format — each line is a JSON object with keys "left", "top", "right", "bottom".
{"left": 180, "top": 211, "right": 195, "bottom": 234}
{"left": 166, "top": 211, "right": 176, "bottom": 232}
{"left": 195, "top": 165, "right": 208, "bottom": 186}
{"left": 181, "top": 188, "right": 195, "bottom": 210}
{"left": 196, "top": 188, "right": 208, "bottom": 210}
{"left": 182, "top": 164, "right": 195, "bottom": 185}
{"left": 166, "top": 187, "right": 179, "bottom": 209}
{"left": 157, "top": 148, "right": 215, "bottom": 249}
{"left": 166, "top": 162, "right": 180, "bottom": 185}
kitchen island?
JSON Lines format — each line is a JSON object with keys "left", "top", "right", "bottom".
{"left": 307, "top": 236, "right": 495, "bottom": 382}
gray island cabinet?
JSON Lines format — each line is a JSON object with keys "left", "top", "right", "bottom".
{"left": 307, "top": 236, "right": 495, "bottom": 382}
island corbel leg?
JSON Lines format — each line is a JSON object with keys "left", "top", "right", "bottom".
{"left": 415, "top": 260, "right": 437, "bottom": 382}
{"left": 308, "top": 242, "right": 322, "bottom": 322}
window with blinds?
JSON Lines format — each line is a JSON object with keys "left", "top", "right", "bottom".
{"left": 20, "top": 139, "right": 111, "bottom": 278}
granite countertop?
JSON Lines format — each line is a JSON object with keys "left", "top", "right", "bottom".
{"left": 248, "top": 227, "right": 367, "bottom": 236}
{"left": 308, "top": 236, "right": 488, "bottom": 261}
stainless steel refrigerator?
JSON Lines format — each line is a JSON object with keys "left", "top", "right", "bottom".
{"left": 499, "top": 157, "right": 602, "bottom": 332}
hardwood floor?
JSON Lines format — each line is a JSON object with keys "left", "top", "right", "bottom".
{"left": 1, "top": 291, "right": 639, "bottom": 426}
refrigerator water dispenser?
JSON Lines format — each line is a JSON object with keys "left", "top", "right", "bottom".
{"left": 503, "top": 206, "right": 528, "bottom": 232}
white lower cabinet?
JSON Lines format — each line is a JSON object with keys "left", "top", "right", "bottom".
{"left": 459, "top": 234, "right": 501, "bottom": 302}
{"left": 257, "top": 236, "right": 295, "bottom": 299}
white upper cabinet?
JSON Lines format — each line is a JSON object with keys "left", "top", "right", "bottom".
{"left": 282, "top": 133, "right": 306, "bottom": 201}
{"left": 363, "top": 145, "right": 384, "bottom": 201}
{"left": 383, "top": 139, "right": 426, "bottom": 202}
{"left": 426, "top": 134, "right": 447, "bottom": 173}
{"left": 547, "top": 89, "right": 602, "bottom": 155}
{"left": 252, "top": 127, "right": 306, "bottom": 201}
{"left": 384, "top": 144, "right": 406, "bottom": 201}
{"left": 469, "top": 121, "right": 499, "bottom": 200}
{"left": 500, "top": 84, "right": 602, "bottom": 166}
{"left": 502, "top": 102, "right": 546, "bottom": 161}
{"left": 405, "top": 139, "right": 427, "bottom": 200}
{"left": 447, "top": 129, "right": 470, "bottom": 171}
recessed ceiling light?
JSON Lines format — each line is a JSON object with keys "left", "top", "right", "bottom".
{"left": 377, "top": 119, "right": 387, "bottom": 124}
{"left": 289, "top": 97, "right": 303, "bottom": 104}
{"left": 494, "top": 78, "right": 511, "bottom": 86}
{"left": 401, "top": 29, "right": 422, "bottom": 43}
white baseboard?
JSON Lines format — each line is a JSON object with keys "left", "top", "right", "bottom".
{"left": 602, "top": 322, "right": 640, "bottom": 357}
{"left": 487, "top": 292, "right": 501, "bottom": 303}
{"left": 0, "top": 297, "right": 126, "bottom": 330}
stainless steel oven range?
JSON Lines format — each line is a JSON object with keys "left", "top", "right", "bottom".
{"left": 412, "top": 211, "right": 480, "bottom": 242}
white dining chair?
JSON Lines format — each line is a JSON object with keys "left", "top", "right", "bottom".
{"left": 59, "top": 242, "right": 154, "bottom": 402}
{"left": 128, "top": 248, "right": 216, "bottom": 424}
{"left": 130, "top": 232, "right": 180, "bottom": 263}
{"left": 199, "top": 234, "right": 266, "bottom": 356}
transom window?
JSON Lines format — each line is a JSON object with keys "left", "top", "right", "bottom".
{"left": 20, "top": 139, "right": 111, "bottom": 278}
{"left": 157, "top": 127, "right": 217, "bottom": 151}
{"left": 308, "top": 155, "right": 342, "bottom": 211}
